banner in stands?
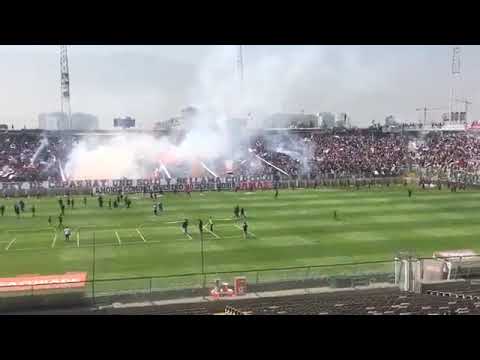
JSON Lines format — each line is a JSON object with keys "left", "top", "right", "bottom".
{"left": 0, "top": 272, "right": 87, "bottom": 293}
{"left": 0, "top": 176, "right": 276, "bottom": 193}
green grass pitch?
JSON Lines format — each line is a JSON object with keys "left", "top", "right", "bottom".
{"left": 0, "top": 186, "right": 479, "bottom": 286}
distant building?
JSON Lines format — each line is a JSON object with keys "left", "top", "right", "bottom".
{"left": 319, "top": 112, "right": 336, "bottom": 129}
{"left": 265, "top": 113, "right": 319, "bottom": 128}
{"left": 335, "top": 113, "right": 350, "bottom": 128}
{"left": 114, "top": 116, "right": 136, "bottom": 129}
{"left": 154, "top": 117, "right": 182, "bottom": 131}
{"left": 71, "top": 113, "right": 99, "bottom": 130}
{"left": 384, "top": 115, "right": 397, "bottom": 126}
{"left": 38, "top": 112, "right": 67, "bottom": 130}
{"left": 39, "top": 112, "right": 99, "bottom": 130}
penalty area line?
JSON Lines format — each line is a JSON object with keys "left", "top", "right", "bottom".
{"left": 136, "top": 228, "right": 147, "bottom": 242}
{"left": 115, "top": 231, "right": 122, "bottom": 245}
{"left": 51, "top": 232, "right": 57, "bottom": 248}
{"left": 203, "top": 225, "right": 220, "bottom": 239}
{"left": 233, "top": 224, "right": 256, "bottom": 238}
{"left": 5, "top": 238, "right": 16, "bottom": 251}
{"left": 181, "top": 229, "right": 193, "bottom": 240}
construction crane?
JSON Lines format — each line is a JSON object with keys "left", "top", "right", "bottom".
{"left": 415, "top": 106, "right": 447, "bottom": 125}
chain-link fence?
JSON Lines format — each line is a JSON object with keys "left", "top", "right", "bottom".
{"left": 0, "top": 259, "right": 396, "bottom": 312}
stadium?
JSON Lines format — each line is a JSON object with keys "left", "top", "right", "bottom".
{"left": 2, "top": 45, "right": 480, "bottom": 315}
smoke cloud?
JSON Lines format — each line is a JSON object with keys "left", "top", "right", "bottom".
{"left": 64, "top": 46, "right": 328, "bottom": 180}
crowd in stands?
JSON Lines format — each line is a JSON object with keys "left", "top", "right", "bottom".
{"left": 2, "top": 129, "right": 480, "bottom": 182}
{"left": 416, "top": 132, "right": 480, "bottom": 178}
{"left": 0, "top": 131, "right": 69, "bottom": 182}
{"left": 309, "top": 132, "right": 408, "bottom": 178}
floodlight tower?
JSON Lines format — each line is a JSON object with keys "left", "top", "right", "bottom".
{"left": 449, "top": 46, "right": 461, "bottom": 121}
{"left": 60, "top": 45, "right": 72, "bottom": 130}
{"left": 237, "top": 45, "right": 244, "bottom": 85}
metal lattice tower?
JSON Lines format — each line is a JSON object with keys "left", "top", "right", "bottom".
{"left": 237, "top": 45, "right": 244, "bottom": 83}
{"left": 60, "top": 45, "right": 72, "bottom": 130}
{"left": 449, "top": 46, "right": 461, "bottom": 120}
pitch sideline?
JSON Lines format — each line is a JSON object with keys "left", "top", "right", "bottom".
{"left": 5, "top": 238, "right": 16, "bottom": 251}
{"left": 136, "top": 228, "right": 147, "bottom": 242}
{"left": 115, "top": 231, "right": 122, "bottom": 245}
{"left": 51, "top": 232, "right": 57, "bottom": 248}
{"left": 203, "top": 225, "right": 221, "bottom": 239}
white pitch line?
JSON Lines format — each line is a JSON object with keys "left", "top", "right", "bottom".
{"left": 182, "top": 230, "right": 193, "bottom": 240}
{"left": 115, "top": 231, "right": 122, "bottom": 245}
{"left": 77, "top": 230, "right": 80, "bottom": 248}
{"left": 233, "top": 224, "right": 256, "bottom": 238}
{"left": 167, "top": 221, "right": 183, "bottom": 224}
{"left": 5, "top": 238, "right": 16, "bottom": 251}
{"left": 136, "top": 228, "right": 147, "bottom": 242}
{"left": 51, "top": 232, "right": 57, "bottom": 248}
{"left": 203, "top": 225, "right": 220, "bottom": 239}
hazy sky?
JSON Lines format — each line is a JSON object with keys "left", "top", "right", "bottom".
{"left": 0, "top": 45, "right": 479, "bottom": 129}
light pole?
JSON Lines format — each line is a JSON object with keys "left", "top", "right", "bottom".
{"left": 92, "top": 232, "right": 96, "bottom": 301}
{"left": 201, "top": 230, "right": 205, "bottom": 275}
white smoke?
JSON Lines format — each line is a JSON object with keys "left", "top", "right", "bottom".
{"left": 64, "top": 110, "right": 240, "bottom": 180}
{"left": 64, "top": 45, "right": 325, "bottom": 180}
{"left": 31, "top": 137, "right": 49, "bottom": 165}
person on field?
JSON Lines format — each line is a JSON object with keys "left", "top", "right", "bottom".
{"left": 0, "top": 204, "right": 4, "bottom": 216}
{"left": 334, "top": 210, "right": 338, "bottom": 220}
{"left": 199, "top": 219, "right": 203, "bottom": 234}
{"left": 64, "top": 227, "right": 71, "bottom": 242}
{"left": 274, "top": 188, "right": 279, "bottom": 199}
{"left": 48, "top": 215, "right": 52, "bottom": 226}
{"left": 31, "top": 205, "right": 35, "bottom": 217}
{"left": 71, "top": 198, "right": 74, "bottom": 209}
{"left": 408, "top": 189, "right": 412, "bottom": 198}
{"left": 67, "top": 198, "right": 71, "bottom": 207}
{"left": 242, "top": 221, "right": 248, "bottom": 239}
{"left": 58, "top": 214, "right": 63, "bottom": 227}
{"left": 83, "top": 197, "right": 87, "bottom": 207}
{"left": 108, "top": 198, "right": 112, "bottom": 209}
{"left": 19, "top": 200, "right": 25, "bottom": 212}
{"left": 208, "top": 216, "right": 214, "bottom": 232}
{"left": 240, "top": 207, "right": 246, "bottom": 219}
{"left": 153, "top": 204, "right": 158, "bottom": 216}
{"left": 234, "top": 205, "right": 240, "bottom": 219}
{"left": 182, "top": 219, "right": 189, "bottom": 236}
{"left": 158, "top": 201, "right": 163, "bottom": 212}
{"left": 14, "top": 203, "right": 20, "bottom": 218}
{"left": 60, "top": 203, "right": 65, "bottom": 216}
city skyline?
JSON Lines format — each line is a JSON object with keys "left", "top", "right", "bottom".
{"left": 0, "top": 45, "right": 479, "bottom": 129}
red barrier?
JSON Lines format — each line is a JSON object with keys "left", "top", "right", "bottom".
{"left": 0, "top": 272, "right": 87, "bottom": 293}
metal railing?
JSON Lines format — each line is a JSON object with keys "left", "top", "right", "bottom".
{"left": 0, "top": 259, "right": 396, "bottom": 311}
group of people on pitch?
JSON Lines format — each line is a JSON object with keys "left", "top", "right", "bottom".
{"left": 180, "top": 205, "right": 250, "bottom": 239}
{"left": 1, "top": 199, "right": 36, "bottom": 218}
